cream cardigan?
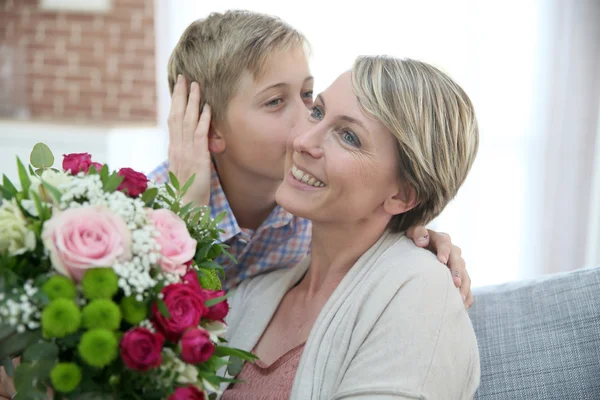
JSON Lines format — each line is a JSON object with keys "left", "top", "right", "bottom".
{"left": 223, "top": 231, "right": 480, "bottom": 399}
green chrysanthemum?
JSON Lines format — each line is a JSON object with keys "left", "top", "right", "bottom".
{"left": 199, "top": 267, "right": 221, "bottom": 290}
{"left": 50, "top": 362, "right": 82, "bottom": 393}
{"left": 82, "top": 299, "right": 121, "bottom": 330}
{"left": 41, "top": 299, "right": 81, "bottom": 338}
{"left": 120, "top": 296, "right": 147, "bottom": 325}
{"left": 78, "top": 329, "right": 118, "bottom": 368}
{"left": 81, "top": 268, "right": 119, "bottom": 300}
{"left": 42, "top": 276, "right": 77, "bottom": 301}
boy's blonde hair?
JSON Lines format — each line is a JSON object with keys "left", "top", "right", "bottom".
{"left": 352, "top": 56, "right": 479, "bottom": 232}
{"left": 168, "top": 10, "right": 307, "bottom": 123}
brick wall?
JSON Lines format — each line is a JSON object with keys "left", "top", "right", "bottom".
{"left": 0, "top": 0, "right": 157, "bottom": 123}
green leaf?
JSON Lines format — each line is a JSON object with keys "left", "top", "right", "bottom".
{"left": 0, "top": 330, "right": 43, "bottom": 360}
{"left": 99, "top": 164, "right": 110, "bottom": 183}
{"left": 208, "top": 394, "right": 218, "bottom": 400}
{"left": 205, "top": 292, "right": 230, "bottom": 308}
{"left": 41, "top": 180, "right": 62, "bottom": 203}
{"left": 156, "top": 299, "right": 171, "bottom": 319}
{"left": 213, "top": 345, "right": 259, "bottom": 361}
{"left": 22, "top": 342, "right": 59, "bottom": 363}
{"left": 88, "top": 164, "right": 99, "bottom": 174}
{"left": 103, "top": 173, "right": 125, "bottom": 193}
{"left": 2, "top": 174, "right": 18, "bottom": 195}
{"left": 179, "top": 202, "right": 195, "bottom": 218}
{"left": 180, "top": 173, "right": 196, "bottom": 197}
{"left": 0, "top": 323, "right": 16, "bottom": 341}
{"left": 221, "top": 248, "right": 238, "bottom": 264}
{"left": 168, "top": 171, "right": 180, "bottom": 191}
{"left": 30, "top": 143, "right": 54, "bottom": 169}
{"left": 213, "top": 211, "right": 226, "bottom": 225}
{"left": 1, "top": 355, "right": 15, "bottom": 377}
{"left": 16, "top": 158, "right": 31, "bottom": 196}
{"left": 29, "top": 191, "right": 49, "bottom": 222}
{"left": 165, "top": 183, "right": 176, "bottom": 199}
{"left": 28, "top": 165, "right": 36, "bottom": 176}
{"left": 141, "top": 187, "right": 159, "bottom": 206}
{"left": 227, "top": 356, "right": 244, "bottom": 376}
{"left": 207, "top": 244, "right": 223, "bottom": 259}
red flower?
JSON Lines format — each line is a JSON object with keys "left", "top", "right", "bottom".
{"left": 117, "top": 167, "right": 148, "bottom": 197}
{"left": 62, "top": 153, "right": 93, "bottom": 174}
{"left": 202, "top": 289, "right": 229, "bottom": 322}
{"left": 169, "top": 385, "right": 205, "bottom": 400}
{"left": 120, "top": 328, "right": 164, "bottom": 371}
{"left": 180, "top": 328, "right": 214, "bottom": 364}
{"left": 182, "top": 269, "right": 201, "bottom": 292}
{"left": 152, "top": 283, "right": 208, "bottom": 342}
{"left": 90, "top": 162, "right": 103, "bottom": 172}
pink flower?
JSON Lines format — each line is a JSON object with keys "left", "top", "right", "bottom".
{"left": 180, "top": 328, "right": 214, "bottom": 364}
{"left": 117, "top": 167, "right": 148, "bottom": 197}
{"left": 169, "top": 385, "right": 205, "bottom": 400}
{"left": 148, "top": 209, "right": 196, "bottom": 276}
{"left": 41, "top": 206, "right": 132, "bottom": 281}
{"left": 62, "top": 153, "right": 93, "bottom": 174}
{"left": 202, "top": 289, "right": 229, "bottom": 322}
{"left": 120, "top": 328, "right": 164, "bottom": 371}
{"left": 151, "top": 283, "right": 208, "bottom": 342}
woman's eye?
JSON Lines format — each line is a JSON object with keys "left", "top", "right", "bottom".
{"left": 342, "top": 130, "right": 361, "bottom": 147}
{"left": 266, "top": 98, "right": 283, "bottom": 107}
{"left": 309, "top": 106, "right": 324, "bottom": 120}
{"left": 302, "top": 90, "right": 314, "bottom": 100}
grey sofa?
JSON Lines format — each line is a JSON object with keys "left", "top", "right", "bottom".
{"left": 469, "top": 266, "right": 600, "bottom": 400}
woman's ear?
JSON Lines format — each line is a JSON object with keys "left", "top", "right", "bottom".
{"left": 383, "top": 185, "right": 418, "bottom": 216}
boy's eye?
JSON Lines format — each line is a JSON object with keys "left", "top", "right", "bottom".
{"left": 309, "top": 105, "right": 324, "bottom": 120}
{"left": 302, "top": 90, "right": 314, "bottom": 100}
{"left": 266, "top": 98, "right": 283, "bottom": 107}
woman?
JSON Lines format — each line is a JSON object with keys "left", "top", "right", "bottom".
{"left": 221, "top": 56, "right": 480, "bottom": 399}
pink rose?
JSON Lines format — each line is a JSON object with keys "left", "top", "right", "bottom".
{"left": 152, "top": 283, "right": 208, "bottom": 342}
{"left": 41, "top": 206, "right": 132, "bottom": 281}
{"left": 120, "top": 328, "right": 164, "bottom": 371}
{"left": 169, "top": 385, "right": 205, "bottom": 400}
{"left": 180, "top": 328, "right": 214, "bottom": 364}
{"left": 202, "top": 289, "right": 229, "bottom": 322}
{"left": 62, "top": 153, "right": 93, "bottom": 174}
{"left": 148, "top": 209, "right": 196, "bottom": 276}
{"left": 117, "top": 167, "right": 148, "bottom": 197}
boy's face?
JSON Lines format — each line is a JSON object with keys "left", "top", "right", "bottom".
{"left": 217, "top": 47, "right": 314, "bottom": 184}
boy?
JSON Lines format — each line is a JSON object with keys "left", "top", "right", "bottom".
{"left": 148, "top": 10, "right": 472, "bottom": 304}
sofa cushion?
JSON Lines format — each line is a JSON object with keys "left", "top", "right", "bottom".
{"left": 469, "top": 266, "right": 600, "bottom": 400}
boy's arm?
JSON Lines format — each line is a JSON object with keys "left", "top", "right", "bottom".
{"left": 407, "top": 226, "right": 473, "bottom": 308}
{"left": 167, "top": 74, "right": 213, "bottom": 206}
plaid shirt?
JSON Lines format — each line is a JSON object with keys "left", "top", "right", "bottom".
{"left": 147, "top": 160, "right": 312, "bottom": 290}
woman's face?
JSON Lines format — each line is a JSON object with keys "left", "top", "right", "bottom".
{"left": 275, "top": 71, "right": 405, "bottom": 228}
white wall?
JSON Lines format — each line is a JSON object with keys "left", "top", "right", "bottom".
{"left": 0, "top": 120, "right": 165, "bottom": 182}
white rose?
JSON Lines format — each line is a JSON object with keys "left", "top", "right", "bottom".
{"left": 29, "top": 169, "right": 72, "bottom": 203}
{"left": 0, "top": 199, "right": 36, "bottom": 255}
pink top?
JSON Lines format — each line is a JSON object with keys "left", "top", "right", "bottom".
{"left": 221, "top": 343, "right": 306, "bottom": 400}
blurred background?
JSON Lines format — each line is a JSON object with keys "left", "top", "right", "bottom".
{"left": 1, "top": 0, "right": 599, "bottom": 287}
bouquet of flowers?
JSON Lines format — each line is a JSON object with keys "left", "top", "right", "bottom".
{"left": 0, "top": 143, "right": 255, "bottom": 399}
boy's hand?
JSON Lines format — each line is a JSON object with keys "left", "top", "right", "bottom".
{"left": 407, "top": 226, "right": 473, "bottom": 309}
{"left": 167, "top": 74, "right": 213, "bottom": 207}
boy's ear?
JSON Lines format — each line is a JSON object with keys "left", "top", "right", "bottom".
{"left": 383, "top": 185, "right": 418, "bottom": 216}
{"left": 208, "top": 125, "right": 226, "bottom": 154}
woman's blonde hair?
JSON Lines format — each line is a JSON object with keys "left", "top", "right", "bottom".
{"left": 167, "top": 10, "right": 307, "bottom": 123}
{"left": 352, "top": 56, "right": 479, "bottom": 232}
